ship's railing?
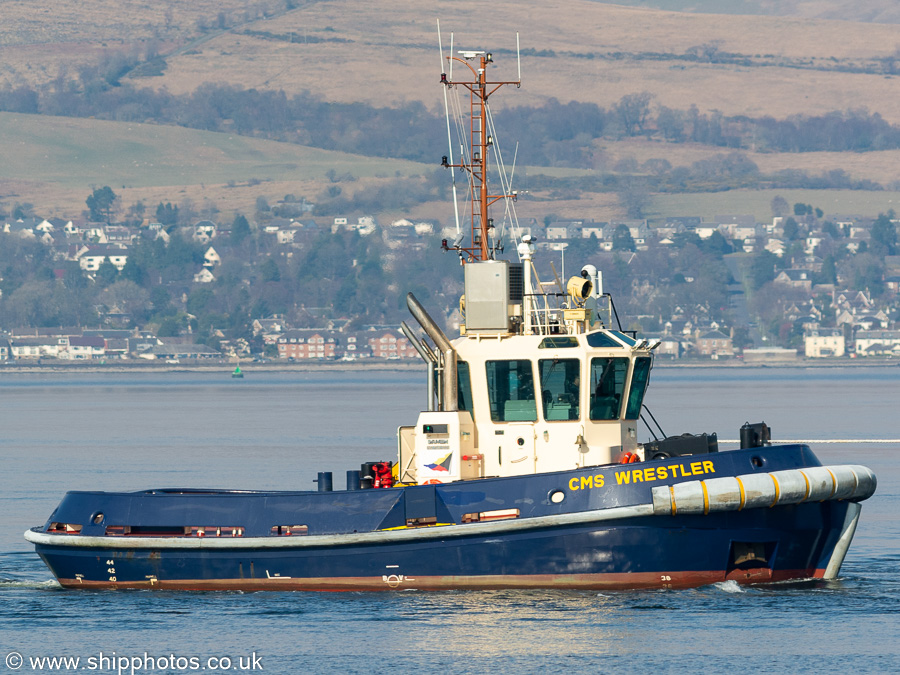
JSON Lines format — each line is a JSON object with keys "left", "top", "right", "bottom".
{"left": 523, "top": 294, "right": 558, "bottom": 335}
{"left": 522, "top": 296, "right": 613, "bottom": 336}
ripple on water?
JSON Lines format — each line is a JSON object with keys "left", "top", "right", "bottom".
{"left": 2, "top": 371, "right": 899, "bottom": 671}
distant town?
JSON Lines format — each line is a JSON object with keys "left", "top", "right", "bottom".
{"left": 1, "top": 195, "right": 899, "bottom": 365}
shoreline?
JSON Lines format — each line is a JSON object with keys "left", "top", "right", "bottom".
{"left": 0, "top": 358, "right": 896, "bottom": 374}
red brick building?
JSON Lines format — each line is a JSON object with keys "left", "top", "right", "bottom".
{"left": 277, "top": 331, "right": 337, "bottom": 359}
{"left": 366, "top": 330, "right": 418, "bottom": 359}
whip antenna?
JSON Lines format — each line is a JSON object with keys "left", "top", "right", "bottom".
{"left": 437, "top": 21, "right": 463, "bottom": 238}
{"left": 517, "top": 33, "right": 521, "bottom": 84}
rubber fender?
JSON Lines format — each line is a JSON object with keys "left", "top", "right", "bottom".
{"left": 768, "top": 469, "right": 809, "bottom": 504}
{"left": 667, "top": 480, "right": 706, "bottom": 514}
{"left": 849, "top": 465, "right": 877, "bottom": 502}
{"left": 737, "top": 473, "right": 779, "bottom": 510}
{"left": 702, "top": 476, "right": 743, "bottom": 512}
{"left": 831, "top": 465, "right": 861, "bottom": 500}
{"left": 800, "top": 466, "right": 838, "bottom": 501}
{"left": 651, "top": 464, "right": 877, "bottom": 516}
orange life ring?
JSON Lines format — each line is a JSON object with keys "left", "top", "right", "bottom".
{"left": 422, "top": 479, "right": 443, "bottom": 485}
{"left": 621, "top": 452, "right": 640, "bottom": 464}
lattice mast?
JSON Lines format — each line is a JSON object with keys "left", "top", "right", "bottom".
{"left": 440, "top": 49, "right": 520, "bottom": 262}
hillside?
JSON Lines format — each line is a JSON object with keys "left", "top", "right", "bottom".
{"left": 3, "top": 1, "right": 900, "bottom": 219}
{"left": 138, "top": 1, "right": 900, "bottom": 122}
{"left": 0, "top": 0, "right": 287, "bottom": 87}
{"left": 0, "top": 112, "right": 429, "bottom": 217}
{"left": 5, "top": 108, "right": 900, "bottom": 221}
{"left": 584, "top": 0, "right": 900, "bottom": 23}
{"left": 3, "top": 1, "right": 900, "bottom": 121}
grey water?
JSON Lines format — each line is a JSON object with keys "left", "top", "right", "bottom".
{"left": 1, "top": 366, "right": 898, "bottom": 673}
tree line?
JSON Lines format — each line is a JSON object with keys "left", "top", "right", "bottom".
{"left": 3, "top": 64, "right": 900, "bottom": 170}
{"left": 1, "top": 205, "right": 896, "bottom": 349}
{"left": 0, "top": 216, "right": 464, "bottom": 349}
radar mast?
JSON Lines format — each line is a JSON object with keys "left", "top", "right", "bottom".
{"left": 439, "top": 40, "right": 521, "bottom": 262}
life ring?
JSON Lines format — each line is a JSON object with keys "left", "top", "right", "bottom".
{"left": 621, "top": 452, "right": 640, "bottom": 464}
{"left": 422, "top": 479, "right": 443, "bottom": 485}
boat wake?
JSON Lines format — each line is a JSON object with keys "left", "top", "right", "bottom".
{"left": 0, "top": 578, "right": 61, "bottom": 590}
{"left": 712, "top": 580, "right": 746, "bottom": 594}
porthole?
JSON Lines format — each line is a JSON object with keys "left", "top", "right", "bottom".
{"left": 750, "top": 456, "right": 765, "bottom": 469}
{"left": 549, "top": 490, "right": 566, "bottom": 504}
{"left": 91, "top": 512, "right": 104, "bottom": 525}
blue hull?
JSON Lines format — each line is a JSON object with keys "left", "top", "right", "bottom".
{"left": 35, "top": 505, "right": 852, "bottom": 590}
{"left": 26, "top": 445, "right": 869, "bottom": 590}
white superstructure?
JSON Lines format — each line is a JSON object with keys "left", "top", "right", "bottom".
{"left": 400, "top": 258, "right": 655, "bottom": 484}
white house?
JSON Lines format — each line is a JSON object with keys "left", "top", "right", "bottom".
{"left": 64, "top": 336, "right": 106, "bottom": 360}
{"left": 193, "top": 268, "right": 215, "bottom": 283}
{"left": 83, "top": 225, "right": 108, "bottom": 243}
{"left": 204, "top": 247, "right": 221, "bottom": 267}
{"left": 854, "top": 330, "right": 900, "bottom": 356}
{"left": 107, "top": 251, "right": 129, "bottom": 271}
{"left": 546, "top": 224, "right": 569, "bottom": 240}
{"left": 804, "top": 328, "right": 845, "bottom": 358}
{"left": 764, "top": 238, "right": 786, "bottom": 257}
{"left": 193, "top": 220, "right": 218, "bottom": 244}
{"left": 77, "top": 245, "right": 129, "bottom": 272}
{"left": 276, "top": 229, "right": 296, "bottom": 244}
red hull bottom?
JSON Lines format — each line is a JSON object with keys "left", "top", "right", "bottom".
{"left": 56, "top": 568, "right": 827, "bottom": 592}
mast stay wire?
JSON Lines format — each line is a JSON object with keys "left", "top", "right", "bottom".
{"left": 448, "top": 83, "right": 475, "bottom": 239}
{"left": 485, "top": 103, "right": 522, "bottom": 258}
{"left": 437, "top": 21, "right": 463, "bottom": 240}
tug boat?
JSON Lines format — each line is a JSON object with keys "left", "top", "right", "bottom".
{"left": 25, "top": 44, "right": 876, "bottom": 591}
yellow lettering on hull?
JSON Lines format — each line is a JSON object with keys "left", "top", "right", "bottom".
{"left": 615, "top": 460, "right": 716, "bottom": 486}
{"left": 568, "top": 461, "right": 716, "bottom": 491}
{"left": 568, "top": 474, "right": 605, "bottom": 491}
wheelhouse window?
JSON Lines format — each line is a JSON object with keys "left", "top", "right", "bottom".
{"left": 609, "top": 330, "right": 637, "bottom": 346}
{"left": 589, "top": 357, "right": 629, "bottom": 420}
{"left": 585, "top": 331, "right": 623, "bottom": 349}
{"left": 625, "top": 357, "right": 651, "bottom": 420}
{"left": 538, "top": 358, "right": 580, "bottom": 421}
{"left": 432, "top": 361, "right": 474, "bottom": 413}
{"left": 457, "top": 361, "right": 474, "bottom": 414}
{"left": 486, "top": 360, "right": 537, "bottom": 422}
{"left": 539, "top": 336, "right": 578, "bottom": 349}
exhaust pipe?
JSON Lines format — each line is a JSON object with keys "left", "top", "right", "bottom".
{"left": 400, "top": 321, "right": 436, "bottom": 411}
{"left": 406, "top": 292, "right": 458, "bottom": 412}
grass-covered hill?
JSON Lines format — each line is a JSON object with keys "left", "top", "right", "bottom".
{"left": 4, "top": 0, "right": 900, "bottom": 220}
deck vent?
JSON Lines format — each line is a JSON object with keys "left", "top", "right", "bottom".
{"left": 508, "top": 263, "right": 524, "bottom": 303}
